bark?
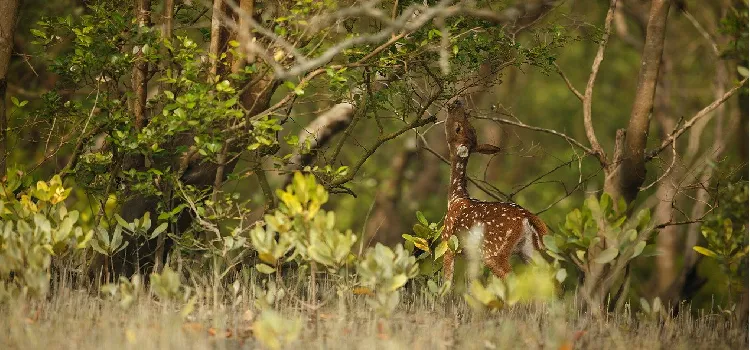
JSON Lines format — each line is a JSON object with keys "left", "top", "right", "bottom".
{"left": 232, "top": 0, "right": 255, "bottom": 74}
{"left": 153, "top": 0, "right": 175, "bottom": 274}
{"left": 0, "top": 0, "right": 20, "bottom": 180}
{"left": 604, "top": 0, "right": 671, "bottom": 204}
{"left": 210, "top": 0, "right": 232, "bottom": 77}
{"left": 283, "top": 102, "right": 356, "bottom": 186}
{"left": 132, "top": 0, "right": 150, "bottom": 130}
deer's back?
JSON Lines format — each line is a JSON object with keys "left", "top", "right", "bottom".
{"left": 444, "top": 198, "right": 546, "bottom": 258}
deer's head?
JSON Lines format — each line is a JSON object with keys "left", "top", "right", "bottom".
{"left": 445, "top": 99, "right": 501, "bottom": 161}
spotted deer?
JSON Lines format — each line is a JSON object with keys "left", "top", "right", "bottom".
{"left": 442, "top": 99, "right": 548, "bottom": 281}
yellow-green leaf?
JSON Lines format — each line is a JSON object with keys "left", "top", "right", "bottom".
{"left": 693, "top": 246, "right": 718, "bottom": 258}
{"left": 255, "top": 263, "right": 276, "bottom": 274}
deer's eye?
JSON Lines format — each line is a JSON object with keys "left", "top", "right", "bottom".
{"left": 455, "top": 125, "right": 461, "bottom": 133}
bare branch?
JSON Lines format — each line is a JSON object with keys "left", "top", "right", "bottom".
{"left": 646, "top": 77, "right": 748, "bottom": 160}
{"left": 682, "top": 9, "right": 719, "bottom": 56}
{"left": 475, "top": 115, "right": 593, "bottom": 154}
{"left": 285, "top": 102, "right": 356, "bottom": 184}
{"left": 639, "top": 134, "right": 676, "bottom": 191}
{"left": 582, "top": 0, "right": 617, "bottom": 167}
{"left": 329, "top": 114, "right": 437, "bottom": 187}
{"left": 554, "top": 62, "right": 583, "bottom": 101}
{"left": 418, "top": 139, "right": 508, "bottom": 201}
{"left": 225, "top": 0, "right": 559, "bottom": 79}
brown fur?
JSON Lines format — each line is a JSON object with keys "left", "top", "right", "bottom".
{"left": 442, "top": 99, "right": 548, "bottom": 281}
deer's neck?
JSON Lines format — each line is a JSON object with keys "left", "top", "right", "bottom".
{"left": 448, "top": 156, "right": 469, "bottom": 202}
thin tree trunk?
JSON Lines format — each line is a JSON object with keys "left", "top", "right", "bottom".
{"left": 652, "top": 57, "right": 678, "bottom": 298}
{"left": 153, "top": 0, "right": 175, "bottom": 274}
{"left": 132, "top": 0, "right": 151, "bottom": 130}
{"left": 232, "top": 0, "right": 255, "bottom": 73}
{"left": 666, "top": 62, "right": 738, "bottom": 303}
{"left": 604, "top": 0, "right": 671, "bottom": 204}
{"left": 0, "top": 0, "right": 20, "bottom": 180}
{"left": 210, "top": 0, "right": 231, "bottom": 77}
{"left": 365, "top": 139, "right": 418, "bottom": 246}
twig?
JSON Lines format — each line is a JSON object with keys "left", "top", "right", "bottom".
{"left": 475, "top": 115, "right": 593, "bottom": 154}
{"left": 639, "top": 134, "right": 676, "bottom": 191}
{"left": 682, "top": 9, "right": 719, "bottom": 56}
{"left": 417, "top": 135, "right": 508, "bottom": 201}
{"left": 553, "top": 62, "right": 583, "bottom": 101}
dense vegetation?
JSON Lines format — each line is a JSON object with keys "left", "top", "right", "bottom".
{"left": 0, "top": 0, "right": 747, "bottom": 348}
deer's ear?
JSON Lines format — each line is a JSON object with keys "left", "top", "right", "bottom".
{"left": 474, "top": 144, "right": 502, "bottom": 154}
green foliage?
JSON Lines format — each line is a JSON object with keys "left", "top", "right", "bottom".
{"left": 544, "top": 193, "right": 657, "bottom": 271}
{"left": 356, "top": 243, "right": 418, "bottom": 316}
{"left": 694, "top": 181, "right": 748, "bottom": 297}
{"left": 252, "top": 309, "right": 302, "bottom": 350}
{"left": 402, "top": 211, "right": 447, "bottom": 276}
{"left": 149, "top": 266, "right": 183, "bottom": 301}
{"left": 100, "top": 275, "right": 143, "bottom": 309}
{"left": 250, "top": 172, "right": 356, "bottom": 274}
{"left": 464, "top": 259, "right": 558, "bottom": 311}
{"left": 0, "top": 174, "right": 92, "bottom": 300}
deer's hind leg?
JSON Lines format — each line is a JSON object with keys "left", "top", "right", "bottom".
{"left": 443, "top": 249, "right": 455, "bottom": 282}
{"left": 485, "top": 255, "right": 511, "bottom": 279}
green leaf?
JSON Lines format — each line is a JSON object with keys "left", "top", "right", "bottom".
{"left": 411, "top": 237, "right": 430, "bottom": 252}
{"left": 555, "top": 268, "right": 567, "bottom": 283}
{"left": 412, "top": 224, "right": 432, "bottom": 239}
{"left": 636, "top": 209, "right": 651, "bottom": 229}
{"left": 631, "top": 241, "right": 646, "bottom": 259}
{"left": 389, "top": 274, "right": 408, "bottom": 291}
{"left": 416, "top": 211, "right": 428, "bottom": 226}
{"left": 543, "top": 235, "right": 560, "bottom": 253}
{"left": 738, "top": 66, "right": 749, "bottom": 78}
{"left": 593, "top": 248, "right": 619, "bottom": 264}
{"left": 693, "top": 246, "right": 718, "bottom": 258}
{"left": 599, "top": 193, "right": 611, "bottom": 213}
{"left": 575, "top": 249, "right": 586, "bottom": 261}
{"left": 114, "top": 214, "right": 130, "bottom": 230}
{"left": 449, "top": 235, "right": 460, "bottom": 251}
{"left": 150, "top": 222, "right": 169, "bottom": 240}
{"left": 255, "top": 263, "right": 277, "bottom": 274}
{"left": 434, "top": 240, "right": 448, "bottom": 260}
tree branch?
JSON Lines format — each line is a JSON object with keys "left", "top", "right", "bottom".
{"left": 554, "top": 62, "right": 584, "bottom": 101}
{"left": 582, "top": 0, "right": 617, "bottom": 167}
{"left": 475, "top": 115, "right": 593, "bottom": 154}
{"left": 646, "top": 77, "right": 748, "bottom": 161}
{"left": 329, "top": 114, "right": 437, "bottom": 188}
{"left": 284, "top": 102, "right": 356, "bottom": 185}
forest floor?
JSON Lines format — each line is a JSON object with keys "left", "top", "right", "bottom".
{"left": 2, "top": 275, "right": 747, "bottom": 350}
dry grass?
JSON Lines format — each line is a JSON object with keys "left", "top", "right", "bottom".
{"left": 1, "top": 273, "right": 746, "bottom": 350}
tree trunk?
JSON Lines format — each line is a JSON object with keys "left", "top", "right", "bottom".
{"left": 0, "top": 0, "right": 20, "bottom": 180}
{"left": 651, "top": 56, "right": 678, "bottom": 298}
{"left": 604, "top": 0, "right": 671, "bottom": 204}
{"left": 365, "top": 139, "right": 418, "bottom": 246}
